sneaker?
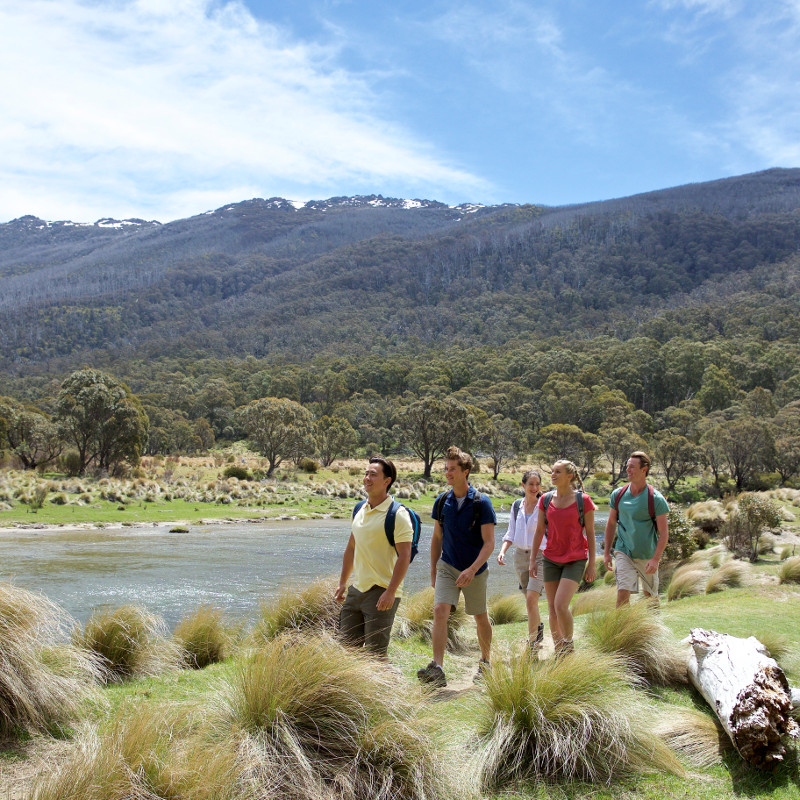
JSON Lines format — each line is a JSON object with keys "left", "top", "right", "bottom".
{"left": 417, "top": 660, "right": 446, "bottom": 688}
{"left": 473, "top": 659, "right": 491, "bottom": 683}
{"left": 529, "top": 622, "right": 544, "bottom": 651}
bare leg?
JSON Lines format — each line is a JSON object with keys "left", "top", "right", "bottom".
{"left": 474, "top": 611, "right": 492, "bottom": 661}
{"left": 616, "top": 588, "right": 632, "bottom": 608}
{"left": 553, "top": 578, "right": 581, "bottom": 642}
{"left": 431, "top": 602, "right": 451, "bottom": 666}
{"left": 543, "top": 580, "right": 563, "bottom": 645}
{"left": 526, "top": 590, "right": 541, "bottom": 638}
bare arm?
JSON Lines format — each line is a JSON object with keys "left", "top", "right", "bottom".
{"left": 645, "top": 514, "right": 669, "bottom": 574}
{"left": 334, "top": 533, "right": 356, "bottom": 602}
{"left": 456, "top": 522, "right": 495, "bottom": 587}
{"left": 497, "top": 539, "right": 512, "bottom": 565}
{"left": 603, "top": 507, "right": 617, "bottom": 571}
{"left": 529, "top": 511, "right": 546, "bottom": 578}
{"left": 430, "top": 520, "right": 443, "bottom": 587}
{"left": 376, "top": 542, "right": 412, "bottom": 610}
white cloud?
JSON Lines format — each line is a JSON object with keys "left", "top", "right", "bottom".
{"left": 0, "top": 0, "right": 487, "bottom": 222}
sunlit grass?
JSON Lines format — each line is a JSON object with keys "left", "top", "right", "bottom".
{"left": 173, "top": 604, "right": 232, "bottom": 668}
{"left": 487, "top": 593, "right": 526, "bottom": 625}
{"left": 251, "top": 577, "right": 340, "bottom": 641}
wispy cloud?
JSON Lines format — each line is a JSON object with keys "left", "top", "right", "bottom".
{"left": 0, "top": 0, "right": 487, "bottom": 222}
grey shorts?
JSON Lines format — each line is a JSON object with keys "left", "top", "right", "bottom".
{"left": 434, "top": 559, "right": 488, "bottom": 616}
{"left": 542, "top": 556, "right": 587, "bottom": 584}
{"left": 339, "top": 585, "right": 401, "bottom": 656}
{"left": 513, "top": 547, "right": 544, "bottom": 595}
{"left": 614, "top": 551, "right": 659, "bottom": 596}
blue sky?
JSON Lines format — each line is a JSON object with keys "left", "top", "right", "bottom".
{"left": 2, "top": 0, "right": 800, "bottom": 222}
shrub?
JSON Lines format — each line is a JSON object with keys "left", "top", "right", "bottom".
{"left": 252, "top": 577, "right": 340, "bottom": 641}
{"left": 721, "top": 493, "right": 783, "bottom": 561}
{"left": 74, "top": 605, "right": 180, "bottom": 683}
{"left": 582, "top": 602, "right": 687, "bottom": 686}
{"left": 779, "top": 544, "right": 796, "bottom": 560}
{"left": 173, "top": 604, "right": 231, "bottom": 668}
{"left": 298, "top": 457, "right": 320, "bottom": 473}
{"left": 476, "top": 649, "right": 682, "bottom": 787}
{"left": 666, "top": 565, "right": 708, "bottom": 601}
{"left": 49, "top": 492, "right": 68, "bottom": 505}
{"left": 216, "top": 633, "right": 451, "bottom": 800}
{"left": 29, "top": 485, "right": 48, "bottom": 510}
{"left": 663, "top": 509, "right": 700, "bottom": 562}
{"left": 0, "top": 583, "right": 101, "bottom": 736}
{"left": 778, "top": 556, "right": 800, "bottom": 584}
{"left": 61, "top": 451, "right": 83, "bottom": 477}
{"left": 222, "top": 464, "right": 252, "bottom": 481}
{"left": 705, "top": 560, "right": 751, "bottom": 593}
{"left": 393, "top": 587, "right": 467, "bottom": 652}
{"left": 488, "top": 593, "right": 527, "bottom": 625}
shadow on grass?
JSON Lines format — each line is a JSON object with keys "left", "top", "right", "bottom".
{"left": 725, "top": 745, "right": 800, "bottom": 797}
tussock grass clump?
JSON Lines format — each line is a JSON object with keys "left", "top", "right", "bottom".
{"left": 780, "top": 544, "right": 797, "bottom": 560}
{"left": 394, "top": 587, "right": 468, "bottom": 652}
{"left": 654, "top": 708, "right": 730, "bottom": 767}
{"left": 173, "top": 604, "right": 232, "bottom": 668}
{"left": 0, "top": 583, "right": 102, "bottom": 736}
{"left": 571, "top": 586, "right": 617, "bottom": 617}
{"left": 778, "top": 556, "right": 800, "bottom": 584}
{"left": 74, "top": 604, "right": 180, "bottom": 683}
{"left": 218, "top": 633, "right": 451, "bottom": 800}
{"left": 476, "top": 649, "right": 682, "bottom": 787}
{"left": 686, "top": 500, "right": 726, "bottom": 532}
{"left": 252, "top": 577, "right": 340, "bottom": 641}
{"left": 666, "top": 565, "right": 708, "bottom": 601}
{"left": 705, "top": 559, "right": 751, "bottom": 594}
{"left": 603, "top": 568, "right": 616, "bottom": 584}
{"left": 488, "top": 593, "right": 526, "bottom": 625}
{"left": 30, "top": 704, "right": 238, "bottom": 800}
{"left": 582, "top": 602, "right": 687, "bottom": 686}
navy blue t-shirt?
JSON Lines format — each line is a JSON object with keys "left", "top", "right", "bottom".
{"left": 432, "top": 486, "right": 497, "bottom": 574}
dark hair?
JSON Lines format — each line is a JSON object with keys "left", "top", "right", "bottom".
{"left": 629, "top": 451, "right": 651, "bottom": 476}
{"left": 369, "top": 455, "right": 397, "bottom": 489}
{"left": 445, "top": 445, "right": 473, "bottom": 474}
{"left": 521, "top": 469, "right": 541, "bottom": 485}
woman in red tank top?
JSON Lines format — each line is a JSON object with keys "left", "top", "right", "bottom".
{"left": 530, "top": 459, "right": 596, "bottom": 656}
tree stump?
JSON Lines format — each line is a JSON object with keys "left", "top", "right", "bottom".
{"left": 687, "top": 629, "right": 799, "bottom": 769}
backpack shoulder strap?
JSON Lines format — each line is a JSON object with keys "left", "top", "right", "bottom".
{"left": 541, "top": 490, "right": 554, "bottom": 535}
{"left": 432, "top": 491, "right": 448, "bottom": 521}
{"left": 352, "top": 499, "right": 367, "bottom": 519}
{"left": 575, "top": 490, "right": 585, "bottom": 528}
{"left": 612, "top": 483, "right": 630, "bottom": 511}
{"left": 384, "top": 499, "right": 400, "bottom": 546}
{"left": 472, "top": 491, "right": 483, "bottom": 531}
{"left": 512, "top": 498, "right": 522, "bottom": 523}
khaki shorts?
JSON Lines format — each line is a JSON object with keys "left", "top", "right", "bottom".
{"left": 434, "top": 559, "right": 488, "bottom": 616}
{"left": 513, "top": 547, "right": 544, "bottom": 595}
{"left": 542, "top": 556, "right": 587, "bottom": 584}
{"left": 614, "top": 551, "right": 658, "bottom": 596}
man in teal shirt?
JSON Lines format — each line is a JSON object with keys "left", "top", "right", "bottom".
{"left": 603, "top": 451, "right": 669, "bottom": 607}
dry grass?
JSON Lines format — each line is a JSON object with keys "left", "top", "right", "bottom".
{"left": 705, "top": 559, "right": 751, "bottom": 594}
{"left": 581, "top": 601, "right": 687, "bottom": 686}
{"left": 73, "top": 604, "right": 181, "bottom": 683}
{"left": 686, "top": 500, "right": 726, "bottom": 532}
{"left": 779, "top": 544, "right": 797, "bottom": 560}
{"left": 488, "top": 593, "right": 527, "bottom": 625}
{"left": 252, "top": 577, "right": 340, "bottom": 642}
{"left": 216, "top": 632, "right": 453, "bottom": 800}
{"left": 666, "top": 565, "right": 709, "bottom": 602}
{"left": 476, "top": 648, "right": 683, "bottom": 787}
{"left": 394, "top": 587, "right": 468, "bottom": 653}
{"left": 778, "top": 556, "right": 800, "bottom": 584}
{"left": 0, "top": 583, "right": 102, "bottom": 737}
{"left": 571, "top": 586, "right": 617, "bottom": 617}
{"left": 173, "top": 604, "right": 232, "bottom": 668}
{"left": 654, "top": 708, "right": 731, "bottom": 768}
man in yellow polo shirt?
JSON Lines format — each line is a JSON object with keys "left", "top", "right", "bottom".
{"left": 334, "top": 455, "right": 413, "bottom": 657}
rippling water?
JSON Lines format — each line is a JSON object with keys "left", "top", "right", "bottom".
{"left": 0, "top": 511, "right": 608, "bottom": 627}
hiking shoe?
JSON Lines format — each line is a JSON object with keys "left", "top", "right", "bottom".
{"left": 473, "top": 659, "right": 491, "bottom": 683}
{"left": 530, "top": 622, "right": 544, "bottom": 650}
{"left": 417, "top": 660, "right": 446, "bottom": 688}
{"left": 554, "top": 639, "right": 574, "bottom": 659}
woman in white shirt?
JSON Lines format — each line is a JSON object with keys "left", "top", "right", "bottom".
{"left": 497, "top": 470, "right": 552, "bottom": 651}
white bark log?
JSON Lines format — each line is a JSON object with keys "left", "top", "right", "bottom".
{"left": 687, "top": 628, "right": 799, "bottom": 769}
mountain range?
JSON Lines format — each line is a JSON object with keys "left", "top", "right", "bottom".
{"left": 2, "top": 168, "right": 800, "bottom": 372}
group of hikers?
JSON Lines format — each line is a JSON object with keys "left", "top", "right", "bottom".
{"left": 335, "top": 446, "right": 669, "bottom": 688}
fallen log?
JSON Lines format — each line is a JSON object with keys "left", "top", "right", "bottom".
{"left": 687, "top": 628, "right": 798, "bottom": 769}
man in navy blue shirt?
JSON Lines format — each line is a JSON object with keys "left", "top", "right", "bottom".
{"left": 417, "top": 446, "right": 496, "bottom": 687}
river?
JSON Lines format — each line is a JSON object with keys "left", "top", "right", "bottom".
{"left": 0, "top": 511, "right": 608, "bottom": 627}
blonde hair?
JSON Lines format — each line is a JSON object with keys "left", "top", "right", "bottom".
{"left": 553, "top": 459, "right": 584, "bottom": 492}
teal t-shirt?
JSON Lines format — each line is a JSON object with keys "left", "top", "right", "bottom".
{"left": 610, "top": 485, "right": 669, "bottom": 560}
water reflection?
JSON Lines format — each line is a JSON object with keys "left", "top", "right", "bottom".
{"left": 0, "top": 511, "right": 608, "bottom": 627}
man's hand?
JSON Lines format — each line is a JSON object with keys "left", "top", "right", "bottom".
{"left": 645, "top": 556, "right": 659, "bottom": 574}
{"left": 604, "top": 551, "right": 613, "bottom": 572}
{"left": 334, "top": 584, "right": 347, "bottom": 603}
{"left": 455, "top": 568, "right": 475, "bottom": 587}
{"left": 376, "top": 588, "right": 396, "bottom": 611}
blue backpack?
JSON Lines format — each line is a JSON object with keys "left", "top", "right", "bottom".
{"left": 352, "top": 498, "right": 423, "bottom": 562}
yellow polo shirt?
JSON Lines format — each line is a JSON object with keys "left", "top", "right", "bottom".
{"left": 351, "top": 496, "right": 413, "bottom": 596}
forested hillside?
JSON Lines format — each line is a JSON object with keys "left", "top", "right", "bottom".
{"left": 2, "top": 169, "right": 800, "bottom": 496}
